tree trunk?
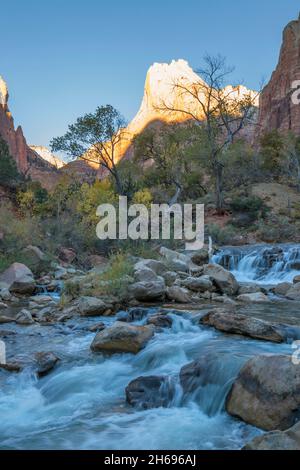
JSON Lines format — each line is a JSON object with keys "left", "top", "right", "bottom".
{"left": 215, "top": 162, "right": 224, "bottom": 214}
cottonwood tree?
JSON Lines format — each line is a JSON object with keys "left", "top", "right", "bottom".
{"left": 50, "top": 105, "right": 128, "bottom": 194}
{"left": 133, "top": 123, "right": 206, "bottom": 204}
{"left": 158, "top": 55, "right": 259, "bottom": 213}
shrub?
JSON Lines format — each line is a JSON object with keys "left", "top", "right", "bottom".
{"left": 207, "top": 223, "right": 237, "bottom": 245}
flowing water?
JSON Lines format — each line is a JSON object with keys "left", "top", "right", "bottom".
{"left": 0, "top": 305, "right": 295, "bottom": 450}
{"left": 212, "top": 243, "right": 300, "bottom": 284}
{"left": 1, "top": 244, "right": 300, "bottom": 450}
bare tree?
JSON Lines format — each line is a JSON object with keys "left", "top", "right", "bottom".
{"left": 158, "top": 55, "right": 259, "bottom": 213}
{"left": 50, "top": 105, "right": 128, "bottom": 194}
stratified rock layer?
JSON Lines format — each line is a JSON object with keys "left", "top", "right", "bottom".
{"left": 258, "top": 15, "right": 300, "bottom": 136}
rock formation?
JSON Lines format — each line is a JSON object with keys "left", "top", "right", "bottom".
{"left": 0, "top": 75, "right": 60, "bottom": 189}
{"left": 111, "top": 60, "right": 259, "bottom": 164}
{"left": 258, "top": 14, "right": 300, "bottom": 137}
{"left": 29, "top": 145, "right": 65, "bottom": 169}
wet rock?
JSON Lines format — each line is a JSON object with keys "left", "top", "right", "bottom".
{"left": 238, "top": 284, "right": 262, "bottom": 295}
{"left": 91, "top": 322, "right": 155, "bottom": 354}
{"left": 88, "top": 322, "right": 106, "bottom": 332}
{"left": 0, "top": 315, "right": 15, "bottom": 324}
{"left": 35, "top": 351, "right": 60, "bottom": 377}
{"left": 201, "top": 309, "right": 284, "bottom": 343}
{"left": 182, "top": 275, "right": 213, "bottom": 293}
{"left": 179, "top": 359, "right": 206, "bottom": 394}
{"left": 166, "top": 285, "right": 192, "bottom": 304}
{"left": 273, "top": 282, "right": 293, "bottom": 296}
{"left": 0, "top": 362, "right": 22, "bottom": 373}
{"left": 0, "top": 262, "right": 35, "bottom": 295}
{"left": 0, "top": 301, "right": 8, "bottom": 309}
{"left": 116, "top": 307, "right": 149, "bottom": 322}
{"left": 16, "top": 309, "right": 35, "bottom": 325}
{"left": 293, "top": 275, "right": 300, "bottom": 284}
{"left": 78, "top": 296, "right": 112, "bottom": 317}
{"left": 285, "top": 283, "right": 300, "bottom": 300}
{"left": 0, "top": 330, "right": 16, "bottom": 338}
{"left": 125, "top": 375, "right": 175, "bottom": 409}
{"left": 147, "top": 313, "right": 173, "bottom": 328}
{"left": 237, "top": 292, "right": 270, "bottom": 303}
{"left": 129, "top": 278, "right": 166, "bottom": 302}
{"left": 243, "top": 422, "right": 300, "bottom": 450}
{"left": 226, "top": 354, "right": 300, "bottom": 430}
{"left": 203, "top": 264, "right": 239, "bottom": 296}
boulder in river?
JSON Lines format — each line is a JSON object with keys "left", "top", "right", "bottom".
{"left": 243, "top": 421, "right": 300, "bottom": 450}
{"left": 226, "top": 354, "right": 300, "bottom": 430}
{"left": 286, "top": 283, "right": 300, "bottom": 300}
{"left": 203, "top": 264, "right": 239, "bottom": 296}
{"left": 129, "top": 278, "right": 166, "bottom": 302}
{"left": 0, "top": 263, "right": 35, "bottom": 295}
{"left": 147, "top": 313, "right": 173, "bottom": 328}
{"left": 78, "top": 296, "right": 112, "bottom": 316}
{"left": 238, "top": 284, "right": 262, "bottom": 295}
{"left": 90, "top": 321, "right": 155, "bottom": 354}
{"left": 237, "top": 292, "right": 270, "bottom": 303}
{"left": 273, "top": 282, "right": 293, "bottom": 296}
{"left": 125, "top": 375, "right": 175, "bottom": 409}
{"left": 35, "top": 351, "right": 60, "bottom": 377}
{"left": 201, "top": 309, "right": 285, "bottom": 343}
{"left": 16, "top": 309, "right": 35, "bottom": 325}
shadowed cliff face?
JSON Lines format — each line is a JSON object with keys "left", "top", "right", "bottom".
{"left": 258, "top": 15, "right": 300, "bottom": 137}
{"left": 0, "top": 76, "right": 60, "bottom": 189}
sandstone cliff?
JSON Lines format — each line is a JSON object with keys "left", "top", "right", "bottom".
{"left": 0, "top": 75, "right": 60, "bottom": 189}
{"left": 258, "top": 14, "right": 300, "bottom": 137}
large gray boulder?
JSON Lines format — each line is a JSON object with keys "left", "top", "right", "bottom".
{"left": 226, "top": 354, "right": 300, "bottom": 431}
{"left": 237, "top": 292, "right": 270, "bottom": 303}
{"left": 166, "top": 285, "right": 192, "bottom": 303}
{"left": 129, "top": 278, "right": 166, "bottom": 302}
{"left": 90, "top": 321, "right": 155, "bottom": 354}
{"left": 201, "top": 309, "right": 284, "bottom": 343}
{"left": 273, "top": 282, "right": 293, "bottom": 296}
{"left": 0, "top": 263, "right": 35, "bottom": 295}
{"left": 203, "top": 264, "right": 239, "bottom": 296}
{"left": 181, "top": 275, "right": 213, "bottom": 293}
{"left": 78, "top": 296, "right": 111, "bottom": 316}
{"left": 125, "top": 375, "right": 175, "bottom": 409}
{"left": 134, "top": 259, "right": 167, "bottom": 276}
{"left": 243, "top": 422, "right": 300, "bottom": 450}
{"left": 285, "top": 283, "right": 300, "bottom": 300}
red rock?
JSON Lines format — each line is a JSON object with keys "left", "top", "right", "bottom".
{"left": 258, "top": 15, "right": 300, "bottom": 137}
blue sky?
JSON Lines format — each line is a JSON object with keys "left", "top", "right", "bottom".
{"left": 0, "top": 0, "right": 298, "bottom": 147}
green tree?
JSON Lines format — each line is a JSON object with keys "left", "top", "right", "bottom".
{"left": 50, "top": 105, "right": 128, "bottom": 194}
{"left": 0, "top": 136, "right": 20, "bottom": 187}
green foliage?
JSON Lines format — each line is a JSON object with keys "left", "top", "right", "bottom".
{"left": 87, "top": 252, "right": 134, "bottom": 298}
{"left": 230, "top": 195, "right": 267, "bottom": 216}
{"left": 257, "top": 215, "right": 297, "bottom": 243}
{"left": 0, "top": 136, "right": 20, "bottom": 187}
{"left": 206, "top": 223, "right": 237, "bottom": 245}
{"left": 260, "top": 130, "right": 286, "bottom": 177}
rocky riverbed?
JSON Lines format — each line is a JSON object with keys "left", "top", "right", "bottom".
{"left": 1, "top": 244, "right": 300, "bottom": 450}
